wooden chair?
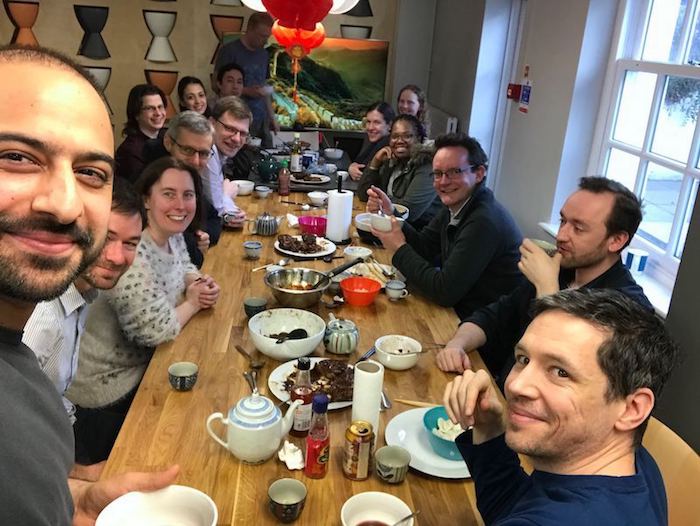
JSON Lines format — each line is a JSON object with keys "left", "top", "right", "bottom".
{"left": 642, "top": 417, "right": 700, "bottom": 526}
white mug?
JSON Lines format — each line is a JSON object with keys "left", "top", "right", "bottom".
{"left": 385, "top": 280, "right": 408, "bottom": 300}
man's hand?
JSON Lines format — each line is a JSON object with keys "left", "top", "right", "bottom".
{"left": 224, "top": 210, "right": 247, "bottom": 228}
{"left": 443, "top": 370, "right": 505, "bottom": 444}
{"left": 348, "top": 162, "right": 365, "bottom": 181}
{"left": 369, "top": 146, "right": 393, "bottom": 169}
{"left": 436, "top": 346, "right": 472, "bottom": 373}
{"left": 71, "top": 465, "right": 179, "bottom": 526}
{"left": 366, "top": 186, "right": 393, "bottom": 215}
{"left": 371, "top": 216, "right": 406, "bottom": 253}
{"left": 195, "top": 230, "right": 210, "bottom": 254}
{"left": 518, "top": 238, "right": 562, "bottom": 297}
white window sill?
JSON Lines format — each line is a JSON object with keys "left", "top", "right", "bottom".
{"left": 538, "top": 222, "right": 670, "bottom": 318}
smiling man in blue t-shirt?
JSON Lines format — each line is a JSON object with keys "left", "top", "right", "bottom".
{"left": 444, "top": 289, "right": 678, "bottom": 526}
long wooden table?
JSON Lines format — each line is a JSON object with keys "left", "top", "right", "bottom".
{"left": 101, "top": 193, "right": 486, "bottom": 526}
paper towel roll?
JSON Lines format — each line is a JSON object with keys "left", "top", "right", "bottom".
{"left": 326, "top": 189, "right": 353, "bottom": 242}
{"left": 351, "top": 360, "right": 384, "bottom": 434}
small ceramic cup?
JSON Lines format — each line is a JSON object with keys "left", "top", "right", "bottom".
{"left": 375, "top": 445, "right": 411, "bottom": 484}
{"left": 268, "top": 478, "right": 307, "bottom": 523}
{"left": 255, "top": 185, "right": 272, "bottom": 199}
{"left": 244, "top": 297, "right": 267, "bottom": 318}
{"left": 336, "top": 170, "right": 349, "bottom": 181}
{"left": 168, "top": 362, "right": 198, "bottom": 391}
{"left": 243, "top": 241, "right": 262, "bottom": 260}
{"left": 385, "top": 280, "right": 409, "bottom": 300}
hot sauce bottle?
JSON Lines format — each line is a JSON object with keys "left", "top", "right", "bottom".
{"left": 304, "top": 393, "right": 330, "bottom": 479}
{"left": 290, "top": 357, "right": 313, "bottom": 437}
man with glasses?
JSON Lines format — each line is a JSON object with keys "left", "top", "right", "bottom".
{"left": 371, "top": 133, "right": 523, "bottom": 320}
{"left": 204, "top": 96, "right": 252, "bottom": 228}
{"left": 214, "top": 12, "right": 279, "bottom": 147}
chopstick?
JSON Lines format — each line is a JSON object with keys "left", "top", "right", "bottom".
{"left": 395, "top": 399, "right": 440, "bottom": 408}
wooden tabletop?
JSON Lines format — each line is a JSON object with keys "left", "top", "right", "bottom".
{"left": 101, "top": 192, "right": 486, "bottom": 526}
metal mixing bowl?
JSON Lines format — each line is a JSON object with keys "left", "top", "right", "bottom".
{"left": 264, "top": 268, "right": 330, "bottom": 308}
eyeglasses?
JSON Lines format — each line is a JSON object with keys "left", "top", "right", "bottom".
{"left": 215, "top": 118, "right": 249, "bottom": 139}
{"left": 390, "top": 132, "right": 415, "bottom": 142}
{"left": 171, "top": 138, "right": 212, "bottom": 159}
{"left": 431, "top": 165, "right": 478, "bottom": 180}
{"left": 141, "top": 104, "right": 165, "bottom": 113}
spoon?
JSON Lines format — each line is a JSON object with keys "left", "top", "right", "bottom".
{"left": 242, "top": 370, "right": 259, "bottom": 395}
{"left": 322, "top": 254, "right": 343, "bottom": 263}
{"left": 252, "top": 257, "right": 292, "bottom": 272}
{"left": 235, "top": 344, "right": 265, "bottom": 370}
{"left": 274, "top": 328, "right": 309, "bottom": 344}
{"left": 390, "top": 510, "right": 420, "bottom": 526}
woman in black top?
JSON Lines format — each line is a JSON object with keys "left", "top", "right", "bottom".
{"left": 348, "top": 101, "right": 395, "bottom": 181}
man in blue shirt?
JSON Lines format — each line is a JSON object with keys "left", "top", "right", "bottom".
{"left": 444, "top": 289, "right": 678, "bottom": 525}
{"left": 215, "top": 12, "right": 278, "bottom": 147}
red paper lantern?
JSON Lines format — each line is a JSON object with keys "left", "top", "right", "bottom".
{"left": 262, "top": 0, "right": 332, "bottom": 31}
{"left": 272, "top": 21, "right": 326, "bottom": 58}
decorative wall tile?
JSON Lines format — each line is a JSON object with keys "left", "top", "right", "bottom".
{"left": 143, "top": 10, "right": 177, "bottom": 63}
{"left": 211, "top": 0, "right": 242, "bottom": 5}
{"left": 4, "top": 1, "right": 39, "bottom": 46}
{"left": 74, "top": 5, "right": 110, "bottom": 59}
{"left": 145, "top": 69, "right": 178, "bottom": 119}
{"left": 340, "top": 24, "right": 372, "bottom": 39}
{"left": 209, "top": 14, "right": 243, "bottom": 64}
{"left": 84, "top": 65, "right": 112, "bottom": 113}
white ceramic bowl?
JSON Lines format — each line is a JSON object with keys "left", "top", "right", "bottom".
{"left": 233, "top": 180, "right": 255, "bottom": 196}
{"left": 255, "top": 185, "right": 272, "bottom": 199}
{"left": 340, "top": 491, "right": 413, "bottom": 526}
{"left": 370, "top": 213, "right": 404, "bottom": 233}
{"left": 337, "top": 170, "right": 349, "bottom": 181}
{"left": 354, "top": 212, "right": 373, "bottom": 233}
{"left": 343, "top": 246, "right": 372, "bottom": 263}
{"left": 248, "top": 308, "right": 325, "bottom": 361}
{"left": 96, "top": 485, "right": 217, "bottom": 526}
{"left": 323, "top": 147, "right": 343, "bottom": 160}
{"left": 374, "top": 334, "right": 421, "bottom": 370}
{"left": 308, "top": 191, "right": 328, "bottom": 207}
{"left": 393, "top": 204, "right": 410, "bottom": 220}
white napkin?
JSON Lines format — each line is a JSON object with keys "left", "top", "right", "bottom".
{"left": 277, "top": 440, "right": 304, "bottom": 470}
{"left": 286, "top": 213, "right": 299, "bottom": 228}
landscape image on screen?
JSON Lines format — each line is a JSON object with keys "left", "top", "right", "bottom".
{"left": 223, "top": 34, "right": 389, "bottom": 131}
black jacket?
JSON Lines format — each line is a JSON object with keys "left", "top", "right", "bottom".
{"left": 392, "top": 184, "right": 524, "bottom": 320}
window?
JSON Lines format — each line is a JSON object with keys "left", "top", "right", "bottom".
{"left": 592, "top": 0, "right": 700, "bottom": 285}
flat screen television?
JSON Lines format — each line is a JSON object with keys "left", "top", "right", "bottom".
{"left": 222, "top": 34, "right": 389, "bottom": 131}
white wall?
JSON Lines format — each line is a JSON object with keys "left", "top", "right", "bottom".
{"left": 493, "top": 0, "right": 615, "bottom": 237}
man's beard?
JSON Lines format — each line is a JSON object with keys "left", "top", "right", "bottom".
{"left": 0, "top": 214, "right": 102, "bottom": 302}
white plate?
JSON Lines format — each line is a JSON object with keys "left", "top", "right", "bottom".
{"left": 274, "top": 235, "right": 337, "bottom": 258}
{"left": 291, "top": 174, "right": 331, "bottom": 185}
{"left": 267, "top": 357, "right": 353, "bottom": 410}
{"left": 348, "top": 262, "right": 394, "bottom": 288}
{"left": 385, "top": 407, "right": 470, "bottom": 479}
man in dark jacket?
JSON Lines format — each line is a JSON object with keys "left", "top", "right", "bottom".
{"left": 371, "top": 133, "right": 524, "bottom": 320}
{"left": 437, "top": 176, "right": 652, "bottom": 388}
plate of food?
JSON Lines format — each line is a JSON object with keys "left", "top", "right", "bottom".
{"left": 385, "top": 407, "right": 470, "bottom": 479}
{"left": 275, "top": 234, "right": 337, "bottom": 258}
{"left": 348, "top": 261, "right": 395, "bottom": 287}
{"left": 267, "top": 357, "right": 353, "bottom": 410}
{"left": 291, "top": 174, "right": 331, "bottom": 185}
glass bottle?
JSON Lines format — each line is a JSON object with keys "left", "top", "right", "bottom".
{"left": 278, "top": 159, "right": 290, "bottom": 197}
{"left": 290, "top": 132, "right": 303, "bottom": 174}
{"left": 304, "top": 393, "right": 330, "bottom": 479}
{"left": 290, "top": 357, "right": 313, "bottom": 437}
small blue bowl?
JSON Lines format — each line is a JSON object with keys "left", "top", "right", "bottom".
{"left": 422, "top": 406, "right": 462, "bottom": 460}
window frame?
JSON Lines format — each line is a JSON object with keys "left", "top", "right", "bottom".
{"left": 588, "top": 0, "right": 700, "bottom": 289}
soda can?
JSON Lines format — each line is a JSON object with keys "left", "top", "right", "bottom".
{"left": 342, "top": 420, "right": 375, "bottom": 480}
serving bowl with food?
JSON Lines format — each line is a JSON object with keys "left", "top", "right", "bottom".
{"left": 248, "top": 308, "right": 325, "bottom": 361}
{"left": 340, "top": 276, "right": 382, "bottom": 307}
{"left": 374, "top": 334, "right": 421, "bottom": 370}
{"left": 423, "top": 405, "right": 464, "bottom": 460}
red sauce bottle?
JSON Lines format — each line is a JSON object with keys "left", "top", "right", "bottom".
{"left": 290, "top": 357, "right": 313, "bottom": 437}
{"left": 304, "top": 393, "right": 330, "bottom": 479}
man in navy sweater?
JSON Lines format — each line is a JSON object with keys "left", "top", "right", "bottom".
{"left": 444, "top": 289, "right": 678, "bottom": 525}
{"left": 437, "top": 177, "right": 651, "bottom": 387}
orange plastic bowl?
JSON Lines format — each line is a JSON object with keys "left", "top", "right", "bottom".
{"left": 340, "top": 276, "right": 382, "bottom": 307}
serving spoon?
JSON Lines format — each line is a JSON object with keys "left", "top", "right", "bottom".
{"left": 252, "top": 257, "right": 292, "bottom": 273}
{"left": 235, "top": 344, "right": 265, "bottom": 371}
{"left": 274, "top": 328, "right": 309, "bottom": 344}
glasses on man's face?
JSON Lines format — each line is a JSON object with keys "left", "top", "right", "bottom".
{"left": 431, "top": 165, "right": 478, "bottom": 181}
{"left": 172, "top": 138, "right": 212, "bottom": 159}
{"left": 390, "top": 132, "right": 415, "bottom": 142}
{"left": 216, "top": 118, "right": 249, "bottom": 139}
{"left": 141, "top": 104, "right": 165, "bottom": 113}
